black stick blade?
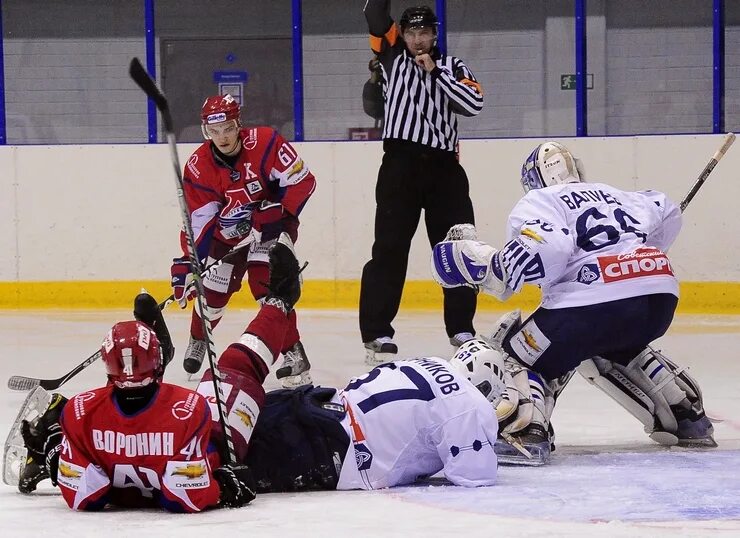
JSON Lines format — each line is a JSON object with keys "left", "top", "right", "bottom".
{"left": 129, "top": 58, "right": 167, "bottom": 111}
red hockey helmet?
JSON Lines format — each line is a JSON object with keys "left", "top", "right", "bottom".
{"left": 201, "top": 94, "right": 240, "bottom": 125}
{"left": 101, "top": 321, "right": 163, "bottom": 389}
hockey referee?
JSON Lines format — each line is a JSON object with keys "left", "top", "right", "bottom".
{"left": 360, "top": 1, "right": 484, "bottom": 364}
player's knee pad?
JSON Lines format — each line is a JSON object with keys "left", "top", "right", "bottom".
{"left": 577, "top": 348, "right": 715, "bottom": 447}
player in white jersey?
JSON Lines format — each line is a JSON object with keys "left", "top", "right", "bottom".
{"left": 243, "top": 338, "right": 506, "bottom": 491}
{"left": 431, "top": 141, "right": 715, "bottom": 463}
{"left": 335, "top": 341, "right": 502, "bottom": 489}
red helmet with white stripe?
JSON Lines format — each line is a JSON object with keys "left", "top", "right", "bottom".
{"left": 101, "top": 321, "right": 163, "bottom": 389}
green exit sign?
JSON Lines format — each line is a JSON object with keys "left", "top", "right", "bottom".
{"left": 561, "top": 74, "right": 594, "bottom": 90}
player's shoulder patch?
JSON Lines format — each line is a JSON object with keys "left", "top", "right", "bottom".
{"left": 163, "top": 383, "right": 206, "bottom": 415}
{"left": 67, "top": 388, "right": 105, "bottom": 421}
{"left": 186, "top": 142, "right": 216, "bottom": 180}
{"left": 241, "top": 126, "right": 277, "bottom": 152}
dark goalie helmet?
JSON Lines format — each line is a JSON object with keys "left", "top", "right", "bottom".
{"left": 399, "top": 5, "right": 438, "bottom": 32}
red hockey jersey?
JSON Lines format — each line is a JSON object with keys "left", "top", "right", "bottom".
{"left": 182, "top": 126, "right": 316, "bottom": 259}
{"left": 57, "top": 383, "right": 221, "bottom": 512}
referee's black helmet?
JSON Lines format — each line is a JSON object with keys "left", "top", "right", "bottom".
{"left": 399, "top": 5, "right": 438, "bottom": 32}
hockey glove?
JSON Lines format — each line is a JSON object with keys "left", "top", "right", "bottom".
{"left": 431, "top": 239, "right": 511, "bottom": 301}
{"left": 251, "top": 201, "right": 285, "bottom": 242}
{"left": 170, "top": 257, "right": 195, "bottom": 308}
{"left": 215, "top": 464, "right": 257, "bottom": 508}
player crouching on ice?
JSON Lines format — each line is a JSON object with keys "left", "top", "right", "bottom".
{"left": 431, "top": 141, "right": 716, "bottom": 465}
{"left": 7, "top": 235, "right": 512, "bottom": 510}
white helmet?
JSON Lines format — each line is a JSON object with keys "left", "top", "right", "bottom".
{"left": 520, "top": 141, "right": 583, "bottom": 193}
{"left": 449, "top": 339, "right": 507, "bottom": 406}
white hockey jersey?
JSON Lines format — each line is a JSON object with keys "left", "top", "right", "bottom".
{"left": 499, "top": 182, "right": 682, "bottom": 309}
{"left": 334, "top": 357, "right": 499, "bottom": 490}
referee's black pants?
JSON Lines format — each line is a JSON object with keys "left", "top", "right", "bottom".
{"left": 359, "top": 141, "right": 477, "bottom": 343}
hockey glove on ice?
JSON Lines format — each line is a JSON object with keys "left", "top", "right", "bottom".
{"left": 215, "top": 464, "right": 257, "bottom": 508}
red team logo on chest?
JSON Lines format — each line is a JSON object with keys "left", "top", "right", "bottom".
{"left": 597, "top": 247, "right": 674, "bottom": 283}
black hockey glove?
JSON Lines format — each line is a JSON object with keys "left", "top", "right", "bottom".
{"left": 214, "top": 464, "right": 257, "bottom": 508}
{"left": 19, "top": 393, "right": 67, "bottom": 493}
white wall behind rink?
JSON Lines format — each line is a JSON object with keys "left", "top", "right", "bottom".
{"left": 0, "top": 134, "right": 737, "bottom": 283}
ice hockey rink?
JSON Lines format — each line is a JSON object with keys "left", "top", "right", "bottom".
{"left": 1, "top": 308, "right": 738, "bottom": 538}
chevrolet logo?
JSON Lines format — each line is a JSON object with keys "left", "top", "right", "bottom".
{"left": 171, "top": 464, "right": 206, "bottom": 479}
{"left": 289, "top": 160, "right": 304, "bottom": 175}
{"left": 235, "top": 409, "right": 254, "bottom": 428}
{"left": 522, "top": 330, "right": 542, "bottom": 352}
{"left": 58, "top": 462, "right": 82, "bottom": 479}
{"left": 521, "top": 228, "right": 544, "bottom": 243}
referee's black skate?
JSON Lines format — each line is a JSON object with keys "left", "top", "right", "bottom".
{"left": 364, "top": 337, "right": 398, "bottom": 366}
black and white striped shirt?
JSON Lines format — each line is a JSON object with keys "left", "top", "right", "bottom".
{"left": 366, "top": 4, "right": 484, "bottom": 152}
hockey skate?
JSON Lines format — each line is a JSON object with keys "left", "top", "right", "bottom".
{"left": 364, "top": 337, "right": 398, "bottom": 366}
{"left": 276, "top": 341, "right": 313, "bottom": 388}
{"left": 449, "top": 331, "right": 475, "bottom": 348}
{"left": 183, "top": 336, "right": 207, "bottom": 375}
{"left": 665, "top": 404, "right": 717, "bottom": 448}
{"left": 494, "top": 423, "right": 551, "bottom": 466}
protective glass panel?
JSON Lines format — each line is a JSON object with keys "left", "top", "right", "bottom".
{"left": 448, "top": 0, "right": 576, "bottom": 138}
{"left": 727, "top": 3, "right": 740, "bottom": 134}
{"left": 2, "top": 0, "right": 145, "bottom": 144}
{"left": 156, "top": 0, "right": 293, "bottom": 142}
{"left": 591, "top": 0, "right": 713, "bottom": 136}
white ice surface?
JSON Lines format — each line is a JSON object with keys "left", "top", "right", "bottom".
{"left": 1, "top": 309, "right": 739, "bottom": 538}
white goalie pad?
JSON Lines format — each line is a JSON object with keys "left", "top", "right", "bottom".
{"left": 577, "top": 348, "right": 712, "bottom": 446}
{"left": 493, "top": 357, "right": 557, "bottom": 466}
{"left": 3, "top": 387, "right": 52, "bottom": 486}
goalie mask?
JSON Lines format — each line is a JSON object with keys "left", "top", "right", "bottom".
{"left": 449, "top": 339, "right": 507, "bottom": 406}
{"left": 521, "top": 141, "right": 583, "bottom": 193}
{"left": 101, "top": 321, "right": 163, "bottom": 389}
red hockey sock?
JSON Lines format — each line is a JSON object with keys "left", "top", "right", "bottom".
{"left": 281, "top": 309, "right": 300, "bottom": 353}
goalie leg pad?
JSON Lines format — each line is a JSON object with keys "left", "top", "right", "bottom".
{"left": 578, "top": 350, "right": 716, "bottom": 447}
{"left": 495, "top": 362, "right": 555, "bottom": 466}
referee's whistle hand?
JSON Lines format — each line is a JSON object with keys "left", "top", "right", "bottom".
{"left": 415, "top": 53, "right": 435, "bottom": 73}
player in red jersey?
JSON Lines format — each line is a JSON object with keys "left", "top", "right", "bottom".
{"left": 172, "top": 94, "right": 316, "bottom": 387}
{"left": 48, "top": 320, "right": 255, "bottom": 512}
{"left": 14, "top": 235, "right": 304, "bottom": 511}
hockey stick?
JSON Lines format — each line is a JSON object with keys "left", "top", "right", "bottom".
{"left": 680, "top": 132, "right": 735, "bottom": 213}
{"left": 128, "top": 57, "right": 238, "bottom": 466}
{"left": 6, "top": 237, "right": 254, "bottom": 392}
